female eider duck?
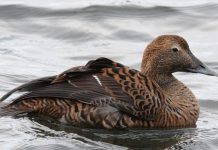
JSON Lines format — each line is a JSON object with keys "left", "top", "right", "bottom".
{"left": 0, "top": 35, "right": 217, "bottom": 129}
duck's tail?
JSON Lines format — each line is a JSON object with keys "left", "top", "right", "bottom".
{"left": 0, "top": 102, "right": 26, "bottom": 117}
{"left": 0, "top": 75, "right": 57, "bottom": 117}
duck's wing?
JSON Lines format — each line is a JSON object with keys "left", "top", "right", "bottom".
{"left": 0, "top": 57, "right": 118, "bottom": 102}
{"left": 0, "top": 76, "right": 56, "bottom": 101}
{"left": 3, "top": 57, "right": 163, "bottom": 120}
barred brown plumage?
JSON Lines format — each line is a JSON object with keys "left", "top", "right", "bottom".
{"left": 1, "top": 35, "right": 217, "bottom": 129}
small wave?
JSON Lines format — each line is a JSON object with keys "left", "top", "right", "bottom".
{"left": 200, "top": 100, "right": 218, "bottom": 111}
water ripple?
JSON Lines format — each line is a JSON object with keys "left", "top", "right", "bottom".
{"left": 0, "top": 1, "right": 218, "bottom": 150}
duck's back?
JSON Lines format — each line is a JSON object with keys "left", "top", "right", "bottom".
{"left": 1, "top": 57, "right": 168, "bottom": 128}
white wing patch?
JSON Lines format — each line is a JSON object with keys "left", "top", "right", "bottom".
{"left": 93, "top": 75, "right": 102, "bottom": 86}
{"left": 68, "top": 80, "right": 78, "bottom": 87}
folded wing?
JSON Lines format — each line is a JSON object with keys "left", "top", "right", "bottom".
{"left": 1, "top": 57, "right": 164, "bottom": 121}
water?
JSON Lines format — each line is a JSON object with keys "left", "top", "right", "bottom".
{"left": 0, "top": 0, "right": 218, "bottom": 149}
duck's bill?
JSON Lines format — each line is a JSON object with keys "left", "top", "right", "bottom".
{"left": 186, "top": 63, "right": 218, "bottom": 77}
{"left": 186, "top": 53, "right": 218, "bottom": 77}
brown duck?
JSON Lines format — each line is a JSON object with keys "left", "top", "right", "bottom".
{"left": 1, "top": 35, "right": 217, "bottom": 129}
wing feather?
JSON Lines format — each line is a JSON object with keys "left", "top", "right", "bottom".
{"left": 0, "top": 76, "right": 56, "bottom": 101}
{"left": 2, "top": 57, "right": 163, "bottom": 121}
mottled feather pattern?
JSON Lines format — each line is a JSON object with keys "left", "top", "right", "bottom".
{"left": 2, "top": 57, "right": 197, "bottom": 128}
{"left": 1, "top": 35, "right": 209, "bottom": 129}
{"left": 2, "top": 57, "right": 164, "bottom": 128}
{"left": 101, "top": 67, "right": 164, "bottom": 121}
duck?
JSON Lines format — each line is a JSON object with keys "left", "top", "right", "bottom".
{"left": 0, "top": 35, "right": 217, "bottom": 129}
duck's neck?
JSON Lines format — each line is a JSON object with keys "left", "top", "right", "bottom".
{"left": 156, "top": 74, "right": 190, "bottom": 99}
{"left": 141, "top": 68, "right": 196, "bottom": 102}
{"left": 146, "top": 72, "right": 176, "bottom": 88}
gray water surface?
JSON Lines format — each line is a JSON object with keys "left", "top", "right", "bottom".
{"left": 0, "top": 0, "right": 218, "bottom": 149}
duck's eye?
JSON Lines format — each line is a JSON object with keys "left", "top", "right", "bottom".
{"left": 172, "top": 48, "right": 179, "bottom": 52}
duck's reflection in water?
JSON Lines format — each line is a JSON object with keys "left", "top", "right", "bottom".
{"left": 29, "top": 114, "right": 198, "bottom": 149}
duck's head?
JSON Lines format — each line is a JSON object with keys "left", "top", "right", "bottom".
{"left": 141, "top": 35, "right": 217, "bottom": 80}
